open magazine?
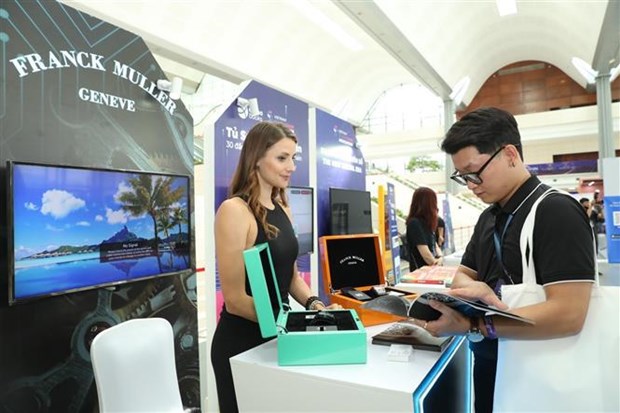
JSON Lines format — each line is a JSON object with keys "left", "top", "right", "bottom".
{"left": 371, "top": 321, "right": 453, "bottom": 352}
{"left": 408, "top": 292, "right": 535, "bottom": 324}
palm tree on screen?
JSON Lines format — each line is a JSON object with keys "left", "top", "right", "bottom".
{"left": 171, "top": 206, "right": 187, "bottom": 240}
{"left": 157, "top": 210, "right": 174, "bottom": 243}
{"left": 117, "top": 175, "right": 184, "bottom": 256}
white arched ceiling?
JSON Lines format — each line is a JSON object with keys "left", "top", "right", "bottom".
{"left": 62, "top": 0, "right": 415, "bottom": 125}
{"left": 374, "top": 1, "right": 610, "bottom": 105}
{"left": 61, "top": 0, "right": 618, "bottom": 130}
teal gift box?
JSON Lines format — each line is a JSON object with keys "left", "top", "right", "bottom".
{"left": 243, "top": 243, "right": 367, "bottom": 366}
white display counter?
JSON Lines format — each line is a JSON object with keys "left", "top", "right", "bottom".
{"left": 443, "top": 250, "right": 464, "bottom": 267}
{"left": 231, "top": 324, "right": 470, "bottom": 412}
{"left": 393, "top": 282, "right": 449, "bottom": 296}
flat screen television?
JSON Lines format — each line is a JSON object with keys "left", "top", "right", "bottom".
{"left": 329, "top": 187, "right": 373, "bottom": 235}
{"left": 285, "top": 186, "right": 314, "bottom": 256}
{"left": 7, "top": 161, "right": 193, "bottom": 305}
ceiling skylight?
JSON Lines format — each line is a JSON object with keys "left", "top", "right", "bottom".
{"left": 496, "top": 0, "right": 518, "bottom": 16}
{"left": 571, "top": 57, "right": 598, "bottom": 84}
{"left": 450, "top": 76, "right": 471, "bottom": 106}
{"left": 291, "top": 0, "right": 363, "bottom": 51}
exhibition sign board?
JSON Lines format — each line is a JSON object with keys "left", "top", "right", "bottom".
{"left": 0, "top": 1, "right": 198, "bottom": 411}
{"left": 315, "top": 109, "right": 366, "bottom": 238}
{"left": 387, "top": 182, "right": 401, "bottom": 283}
{"left": 315, "top": 109, "right": 366, "bottom": 299}
{"left": 604, "top": 195, "right": 620, "bottom": 263}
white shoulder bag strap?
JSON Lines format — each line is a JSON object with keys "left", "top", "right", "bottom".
{"left": 495, "top": 188, "right": 619, "bottom": 413}
{"left": 519, "top": 188, "right": 599, "bottom": 286}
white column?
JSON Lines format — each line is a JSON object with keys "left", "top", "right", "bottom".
{"left": 443, "top": 100, "right": 458, "bottom": 195}
{"left": 596, "top": 73, "right": 615, "bottom": 165}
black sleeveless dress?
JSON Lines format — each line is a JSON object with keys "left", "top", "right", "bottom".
{"left": 210, "top": 201, "right": 298, "bottom": 413}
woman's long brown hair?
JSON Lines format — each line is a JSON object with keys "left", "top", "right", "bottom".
{"left": 405, "top": 186, "right": 438, "bottom": 233}
{"left": 229, "top": 122, "right": 297, "bottom": 239}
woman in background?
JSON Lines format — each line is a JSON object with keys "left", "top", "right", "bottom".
{"left": 436, "top": 215, "right": 446, "bottom": 250}
{"left": 210, "top": 121, "right": 340, "bottom": 413}
{"left": 405, "top": 187, "right": 443, "bottom": 271}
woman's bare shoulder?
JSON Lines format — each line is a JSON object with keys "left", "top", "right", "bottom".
{"left": 216, "top": 197, "right": 252, "bottom": 220}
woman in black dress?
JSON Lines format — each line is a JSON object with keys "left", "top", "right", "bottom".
{"left": 210, "top": 122, "right": 340, "bottom": 412}
{"left": 405, "top": 187, "right": 443, "bottom": 271}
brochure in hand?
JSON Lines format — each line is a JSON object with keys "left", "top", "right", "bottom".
{"left": 371, "top": 321, "right": 453, "bottom": 352}
{"left": 408, "top": 292, "right": 535, "bottom": 324}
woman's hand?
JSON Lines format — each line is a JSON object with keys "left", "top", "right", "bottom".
{"left": 322, "top": 303, "right": 343, "bottom": 310}
{"left": 307, "top": 299, "right": 343, "bottom": 311}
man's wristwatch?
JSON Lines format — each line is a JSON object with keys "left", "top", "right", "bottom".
{"left": 466, "top": 317, "right": 484, "bottom": 342}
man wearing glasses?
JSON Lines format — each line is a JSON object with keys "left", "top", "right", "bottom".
{"left": 421, "top": 107, "right": 595, "bottom": 412}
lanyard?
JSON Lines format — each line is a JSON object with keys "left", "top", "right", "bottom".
{"left": 493, "top": 214, "right": 513, "bottom": 268}
{"left": 493, "top": 213, "right": 515, "bottom": 291}
{"left": 492, "top": 181, "right": 544, "bottom": 293}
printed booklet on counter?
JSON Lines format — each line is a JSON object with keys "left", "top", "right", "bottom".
{"left": 400, "top": 265, "right": 457, "bottom": 286}
{"left": 408, "top": 292, "right": 535, "bottom": 324}
{"left": 371, "top": 321, "right": 453, "bottom": 352}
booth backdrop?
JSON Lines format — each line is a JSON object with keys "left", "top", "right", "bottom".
{"left": 0, "top": 1, "right": 199, "bottom": 411}
{"left": 315, "top": 109, "right": 366, "bottom": 299}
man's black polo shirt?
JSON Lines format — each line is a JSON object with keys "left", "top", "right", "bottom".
{"left": 461, "top": 176, "right": 595, "bottom": 289}
{"left": 460, "top": 176, "right": 595, "bottom": 357}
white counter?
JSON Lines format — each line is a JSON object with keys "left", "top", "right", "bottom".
{"left": 443, "top": 250, "right": 464, "bottom": 267}
{"left": 231, "top": 323, "right": 470, "bottom": 412}
{"left": 394, "top": 282, "right": 449, "bottom": 296}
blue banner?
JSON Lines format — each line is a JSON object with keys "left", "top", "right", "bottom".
{"left": 387, "top": 183, "right": 401, "bottom": 283}
{"left": 443, "top": 194, "right": 455, "bottom": 254}
{"left": 315, "top": 109, "right": 365, "bottom": 298}
{"left": 315, "top": 109, "right": 366, "bottom": 239}
{"left": 604, "top": 196, "right": 620, "bottom": 263}
{"left": 526, "top": 160, "right": 597, "bottom": 175}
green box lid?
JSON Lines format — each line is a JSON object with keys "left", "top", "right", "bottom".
{"left": 243, "top": 243, "right": 284, "bottom": 339}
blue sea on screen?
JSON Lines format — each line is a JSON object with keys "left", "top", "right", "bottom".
{"left": 15, "top": 251, "right": 190, "bottom": 299}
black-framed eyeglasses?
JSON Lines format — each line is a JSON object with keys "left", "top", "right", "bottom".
{"left": 450, "top": 145, "right": 509, "bottom": 186}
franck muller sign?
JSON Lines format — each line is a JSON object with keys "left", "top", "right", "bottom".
{"left": 9, "top": 50, "right": 178, "bottom": 115}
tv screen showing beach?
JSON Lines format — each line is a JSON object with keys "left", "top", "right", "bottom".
{"left": 8, "top": 162, "right": 192, "bottom": 304}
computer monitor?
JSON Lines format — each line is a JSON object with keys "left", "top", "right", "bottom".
{"left": 329, "top": 187, "right": 373, "bottom": 235}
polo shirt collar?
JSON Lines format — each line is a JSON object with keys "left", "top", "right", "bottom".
{"left": 494, "top": 175, "right": 542, "bottom": 215}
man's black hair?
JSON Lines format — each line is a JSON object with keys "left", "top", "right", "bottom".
{"left": 441, "top": 107, "right": 524, "bottom": 159}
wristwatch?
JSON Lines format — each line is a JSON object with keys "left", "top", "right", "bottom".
{"left": 466, "top": 317, "right": 484, "bottom": 342}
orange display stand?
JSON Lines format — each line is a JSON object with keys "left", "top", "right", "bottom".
{"left": 319, "top": 234, "right": 416, "bottom": 326}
